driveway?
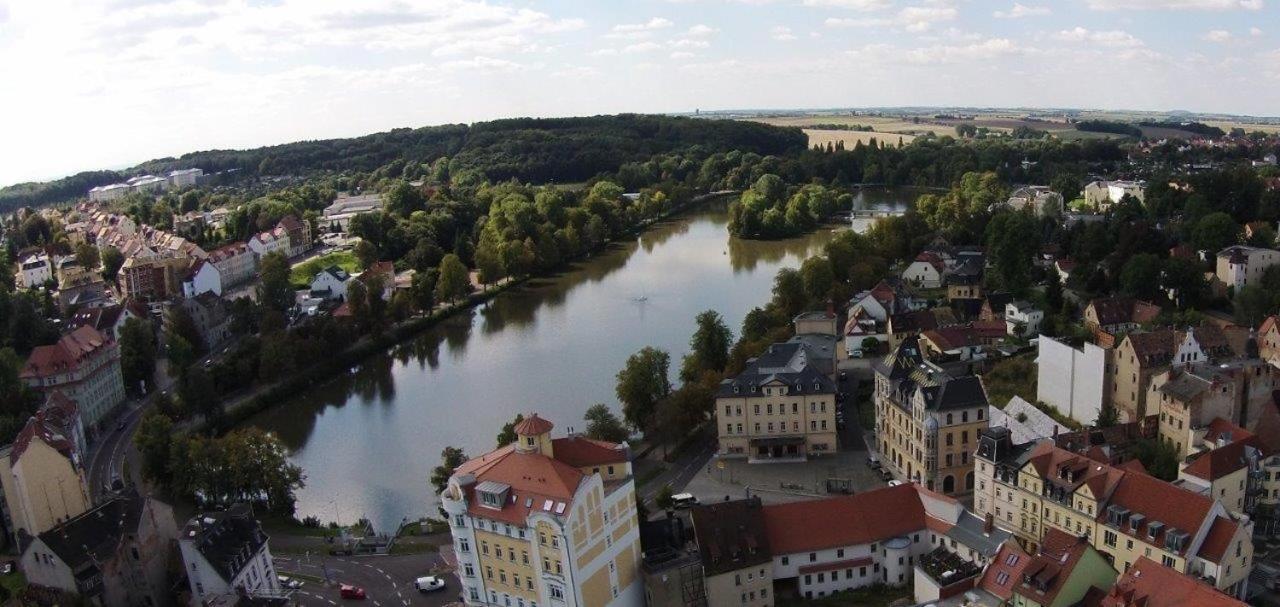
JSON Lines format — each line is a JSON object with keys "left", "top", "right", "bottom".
{"left": 274, "top": 553, "right": 459, "bottom": 607}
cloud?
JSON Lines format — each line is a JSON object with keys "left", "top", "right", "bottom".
{"left": 1082, "top": 0, "right": 1263, "bottom": 9}
{"left": 669, "top": 51, "right": 695, "bottom": 59}
{"left": 685, "top": 24, "right": 717, "bottom": 36}
{"left": 1251, "top": 27, "right": 1263, "bottom": 36}
{"left": 993, "top": 3, "right": 1052, "bottom": 18}
{"left": 1202, "top": 29, "right": 1232, "bottom": 42}
{"left": 903, "top": 38, "right": 1020, "bottom": 64}
{"left": 801, "top": 0, "right": 893, "bottom": 9}
{"left": 771, "top": 25, "right": 797, "bottom": 41}
{"left": 1054, "top": 26, "right": 1145, "bottom": 47}
{"left": 824, "top": 3, "right": 956, "bottom": 31}
{"left": 610, "top": 17, "right": 673, "bottom": 33}
{"left": 622, "top": 41, "right": 663, "bottom": 53}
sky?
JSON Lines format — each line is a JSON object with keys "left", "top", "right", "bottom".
{"left": 0, "top": 0, "right": 1277, "bottom": 187}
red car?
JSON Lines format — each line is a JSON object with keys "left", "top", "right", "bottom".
{"left": 339, "top": 584, "right": 366, "bottom": 600}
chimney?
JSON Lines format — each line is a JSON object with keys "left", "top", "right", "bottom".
{"left": 984, "top": 513, "right": 995, "bottom": 536}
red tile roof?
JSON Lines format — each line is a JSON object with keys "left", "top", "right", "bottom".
{"left": 551, "top": 436, "right": 627, "bottom": 468}
{"left": 1106, "top": 467, "right": 1221, "bottom": 556}
{"left": 11, "top": 400, "right": 80, "bottom": 464}
{"left": 1013, "top": 529, "right": 1093, "bottom": 607}
{"left": 514, "top": 413, "right": 555, "bottom": 436}
{"left": 1195, "top": 517, "right": 1238, "bottom": 563}
{"left": 1182, "top": 437, "right": 1262, "bottom": 482}
{"left": 20, "top": 326, "right": 113, "bottom": 379}
{"left": 1101, "top": 557, "right": 1246, "bottom": 607}
{"left": 979, "top": 542, "right": 1032, "bottom": 600}
{"left": 762, "top": 484, "right": 924, "bottom": 554}
{"left": 453, "top": 445, "right": 586, "bottom": 525}
{"left": 1203, "top": 418, "right": 1253, "bottom": 445}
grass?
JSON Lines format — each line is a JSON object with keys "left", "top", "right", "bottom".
{"left": 777, "top": 584, "right": 911, "bottom": 606}
{"left": 389, "top": 542, "right": 439, "bottom": 555}
{"left": 0, "top": 572, "right": 25, "bottom": 597}
{"left": 982, "top": 355, "right": 1037, "bottom": 409}
{"left": 291, "top": 251, "right": 360, "bottom": 288}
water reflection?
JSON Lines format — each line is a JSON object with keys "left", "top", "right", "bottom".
{"left": 245, "top": 196, "right": 884, "bottom": 531}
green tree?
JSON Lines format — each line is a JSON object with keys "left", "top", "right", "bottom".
{"left": 118, "top": 318, "right": 156, "bottom": 395}
{"left": 1193, "top": 212, "right": 1240, "bottom": 252}
{"left": 180, "top": 365, "right": 219, "bottom": 423}
{"left": 985, "top": 211, "right": 1038, "bottom": 295}
{"left": 101, "top": 246, "right": 124, "bottom": 282}
{"left": 74, "top": 242, "right": 99, "bottom": 270}
{"left": 354, "top": 239, "right": 379, "bottom": 270}
{"left": 1131, "top": 438, "right": 1180, "bottom": 481}
{"left": 411, "top": 269, "right": 437, "bottom": 313}
{"left": 616, "top": 347, "right": 672, "bottom": 431}
{"left": 799, "top": 257, "right": 835, "bottom": 303}
{"left": 385, "top": 181, "right": 426, "bottom": 217}
{"left": 435, "top": 253, "right": 470, "bottom": 303}
{"left": 257, "top": 251, "right": 295, "bottom": 314}
{"left": 583, "top": 404, "right": 630, "bottom": 443}
{"left": 655, "top": 484, "right": 675, "bottom": 510}
{"left": 496, "top": 413, "right": 526, "bottom": 447}
{"left": 1095, "top": 405, "right": 1120, "bottom": 428}
{"left": 771, "top": 267, "right": 807, "bottom": 317}
{"left": 134, "top": 412, "right": 174, "bottom": 485}
{"left": 1118, "top": 253, "right": 1163, "bottom": 301}
{"left": 680, "top": 310, "right": 733, "bottom": 383}
{"left": 166, "top": 333, "right": 195, "bottom": 376}
{"left": 431, "top": 446, "right": 468, "bottom": 494}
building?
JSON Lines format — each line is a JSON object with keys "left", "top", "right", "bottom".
{"left": 1148, "top": 361, "right": 1279, "bottom": 457}
{"left": 276, "top": 215, "right": 312, "bottom": 257}
{"left": 20, "top": 326, "right": 126, "bottom": 434}
{"left": 886, "top": 307, "right": 957, "bottom": 349}
{"left": 903, "top": 251, "right": 948, "bottom": 289}
{"left": 441, "top": 414, "right": 642, "bottom": 607}
{"left": 973, "top": 433, "right": 1254, "bottom": 599}
{"left": 1002, "top": 186, "right": 1065, "bottom": 217}
{"left": 170, "top": 293, "right": 233, "bottom": 352}
{"left": 874, "top": 336, "right": 990, "bottom": 495}
{"left": 310, "top": 266, "right": 351, "bottom": 301}
{"left": 1100, "top": 556, "right": 1247, "bottom": 606}
{"left": 638, "top": 515, "right": 705, "bottom": 607}
{"left": 17, "top": 252, "right": 52, "bottom": 288}
{"left": 716, "top": 341, "right": 839, "bottom": 461}
{"left": 1083, "top": 297, "right": 1162, "bottom": 347}
{"left": 1054, "top": 259, "right": 1076, "bottom": 285}
{"left": 947, "top": 255, "right": 984, "bottom": 302}
{"left": 1261, "top": 316, "right": 1280, "bottom": 364}
{"left": 187, "top": 242, "right": 258, "bottom": 296}
{"left": 1111, "top": 330, "right": 1184, "bottom": 422}
{"left": 1084, "top": 180, "right": 1147, "bottom": 210}
{"left": 182, "top": 259, "right": 223, "bottom": 298}
{"left": 167, "top": 168, "right": 204, "bottom": 188}
{"left": 1011, "top": 528, "right": 1118, "bottom": 607}
{"left": 918, "top": 321, "right": 1006, "bottom": 361}
{"left": 988, "top": 396, "right": 1062, "bottom": 445}
{"left": 1006, "top": 301, "right": 1043, "bottom": 337}
{"left": 179, "top": 504, "right": 281, "bottom": 605}
{"left": 323, "top": 194, "right": 384, "bottom": 231}
{"left": 1036, "top": 335, "right": 1108, "bottom": 427}
{"left": 0, "top": 394, "right": 90, "bottom": 544}
{"left": 69, "top": 301, "right": 147, "bottom": 341}
{"left": 848, "top": 278, "right": 922, "bottom": 324}
{"left": 21, "top": 494, "right": 178, "bottom": 607}
{"left": 793, "top": 309, "right": 838, "bottom": 337}
{"left": 690, "top": 498, "right": 772, "bottom": 607}
{"left": 246, "top": 227, "right": 289, "bottom": 259}
{"left": 1215, "top": 245, "right": 1280, "bottom": 295}
{"left": 120, "top": 255, "right": 190, "bottom": 302}
{"left": 1178, "top": 434, "right": 1265, "bottom": 517}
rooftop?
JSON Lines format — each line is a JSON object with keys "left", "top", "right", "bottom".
{"left": 182, "top": 504, "right": 270, "bottom": 583}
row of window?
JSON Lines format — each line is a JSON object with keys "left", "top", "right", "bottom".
{"left": 724, "top": 420, "right": 828, "bottom": 435}
{"left": 723, "top": 402, "right": 830, "bottom": 417}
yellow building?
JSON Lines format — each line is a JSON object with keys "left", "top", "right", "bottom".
{"left": 974, "top": 431, "right": 1254, "bottom": 600}
{"left": 715, "top": 342, "right": 838, "bottom": 461}
{"left": 0, "top": 394, "right": 91, "bottom": 544}
{"left": 873, "top": 336, "right": 989, "bottom": 495}
{"left": 442, "top": 414, "right": 643, "bottom": 607}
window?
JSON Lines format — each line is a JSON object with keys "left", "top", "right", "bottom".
{"left": 464, "top": 564, "right": 475, "bottom": 577}
{"left": 837, "top": 549, "right": 844, "bottom": 558}
{"left": 482, "top": 541, "right": 490, "bottom": 555}
{"left": 549, "top": 586, "right": 564, "bottom": 599}
{"left": 460, "top": 539, "right": 470, "bottom": 552}
{"left": 1162, "top": 555, "right": 1176, "bottom": 568}
{"left": 810, "top": 552, "right": 817, "bottom": 562}
{"left": 782, "top": 556, "right": 789, "bottom": 565}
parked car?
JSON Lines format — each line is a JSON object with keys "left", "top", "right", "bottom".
{"left": 277, "top": 575, "right": 303, "bottom": 589}
{"left": 888, "top": 479, "right": 904, "bottom": 487}
{"left": 0, "top": 561, "right": 14, "bottom": 574}
{"left": 879, "top": 468, "right": 893, "bottom": 482}
{"left": 414, "top": 576, "right": 446, "bottom": 592}
{"left": 866, "top": 453, "right": 881, "bottom": 469}
{"left": 339, "top": 584, "right": 366, "bottom": 600}
{"left": 671, "top": 493, "right": 699, "bottom": 509}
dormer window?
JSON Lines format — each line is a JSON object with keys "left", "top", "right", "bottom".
{"left": 525, "top": 437, "right": 535, "bottom": 447}
{"left": 475, "top": 481, "right": 511, "bottom": 510}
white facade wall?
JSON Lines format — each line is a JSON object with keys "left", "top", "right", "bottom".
{"left": 902, "top": 262, "right": 943, "bottom": 289}
{"left": 183, "top": 263, "right": 223, "bottom": 298}
{"left": 311, "top": 272, "right": 349, "bottom": 301}
{"left": 20, "top": 255, "right": 53, "bottom": 288}
{"left": 1036, "top": 335, "right": 1105, "bottom": 427}
{"left": 179, "top": 539, "right": 277, "bottom": 605}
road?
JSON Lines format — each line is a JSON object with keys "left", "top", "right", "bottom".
{"left": 85, "top": 362, "right": 175, "bottom": 499}
{"left": 274, "top": 553, "right": 459, "bottom": 607}
{"left": 638, "top": 437, "right": 716, "bottom": 508}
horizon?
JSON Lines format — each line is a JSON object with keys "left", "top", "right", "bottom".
{"left": 2, "top": 0, "right": 1278, "bottom": 187}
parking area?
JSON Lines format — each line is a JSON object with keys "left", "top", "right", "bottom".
{"left": 274, "top": 553, "right": 460, "bottom": 607}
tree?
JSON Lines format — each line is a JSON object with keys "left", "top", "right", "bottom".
{"left": 257, "top": 251, "right": 295, "bottom": 315}
{"left": 1118, "top": 253, "right": 1163, "bottom": 301}
{"left": 583, "top": 404, "right": 629, "bottom": 443}
{"left": 431, "top": 446, "right": 468, "bottom": 494}
{"left": 411, "top": 269, "right": 438, "bottom": 313}
{"left": 134, "top": 412, "right": 174, "bottom": 485}
{"left": 616, "top": 347, "right": 672, "bottom": 431}
{"left": 118, "top": 318, "right": 156, "bottom": 395}
{"left": 385, "top": 181, "right": 426, "bottom": 217}
{"left": 166, "top": 333, "right": 195, "bottom": 376}
{"left": 680, "top": 310, "right": 733, "bottom": 383}
{"left": 168, "top": 305, "right": 205, "bottom": 354}
{"left": 655, "top": 484, "right": 675, "bottom": 510}
{"left": 435, "top": 254, "right": 470, "bottom": 303}
{"left": 354, "top": 239, "right": 379, "bottom": 270}
{"left": 985, "top": 211, "right": 1038, "bottom": 295}
{"left": 799, "top": 257, "right": 834, "bottom": 303}
{"left": 101, "top": 246, "right": 124, "bottom": 282}
{"left": 496, "top": 413, "right": 525, "bottom": 447}
{"left": 1131, "top": 438, "right": 1180, "bottom": 481}
{"left": 1095, "top": 404, "right": 1120, "bottom": 428}
{"left": 180, "top": 365, "right": 218, "bottom": 423}
{"left": 771, "top": 267, "right": 806, "bottom": 317}
{"left": 74, "top": 242, "right": 99, "bottom": 270}
{"left": 1193, "top": 212, "right": 1240, "bottom": 252}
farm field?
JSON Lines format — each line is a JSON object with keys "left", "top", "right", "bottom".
{"left": 804, "top": 129, "right": 914, "bottom": 148}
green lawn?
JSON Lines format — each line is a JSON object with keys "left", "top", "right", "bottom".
{"left": 0, "top": 571, "right": 26, "bottom": 597}
{"left": 291, "top": 251, "right": 360, "bottom": 288}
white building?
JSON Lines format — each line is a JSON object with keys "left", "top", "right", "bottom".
{"left": 167, "top": 168, "right": 204, "bottom": 188}
{"left": 1083, "top": 180, "right": 1146, "bottom": 210}
{"left": 1215, "top": 245, "right": 1280, "bottom": 295}
{"left": 310, "top": 266, "right": 351, "bottom": 301}
{"left": 247, "top": 227, "right": 289, "bottom": 258}
{"left": 88, "top": 183, "right": 131, "bottom": 202}
{"left": 902, "top": 251, "right": 947, "bottom": 289}
{"left": 18, "top": 252, "right": 52, "bottom": 288}
{"left": 1004, "top": 301, "right": 1043, "bottom": 337}
{"left": 179, "top": 504, "right": 280, "bottom": 605}
{"left": 1035, "top": 335, "right": 1106, "bottom": 427}
{"left": 1001, "top": 186, "right": 1064, "bottom": 217}
{"left": 182, "top": 260, "right": 224, "bottom": 298}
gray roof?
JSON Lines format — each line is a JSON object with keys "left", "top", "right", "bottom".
{"left": 718, "top": 342, "right": 837, "bottom": 398}
{"left": 945, "top": 512, "right": 1011, "bottom": 558}
{"left": 36, "top": 494, "right": 146, "bottom": 580}
{"left": 183, "top": 504, "right": 269, "bottom": 583}
{"left": 988, "top": 397, "right": 1060, "bottom": 444}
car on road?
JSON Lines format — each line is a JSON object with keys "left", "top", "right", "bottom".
{"left": 339, "top": 584, "right": 366, "bottom": 600}
{"left": 888, "top": 480, "right": 904, "bottom": 487}
{"left": 414, "top": 576, "right": 446, "bottom": 592}
{"left": 671, "top": 493, "right": 699, "bottom": 509}
{"left": 277, "top": 575, "right": 303, "bottom": 589}
{"left": 866, "top": 453, "right": 881, "bottom": 469}
{"left": 879, "top": 468, "right": 893, "bottom": 482}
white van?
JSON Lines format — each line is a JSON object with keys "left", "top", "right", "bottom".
{"left": 671, "top": 493, "right": 699, "bottom": 509}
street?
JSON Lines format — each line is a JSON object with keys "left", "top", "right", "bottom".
{"left": 273, "top": 553, "right": 459, "bottom": 607}
{"left": 85, "top": 361, "right": 175, "bottom": 499}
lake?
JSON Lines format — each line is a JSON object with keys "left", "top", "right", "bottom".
{"left": 247, "top": 190, "right": 920, "bottom": 531}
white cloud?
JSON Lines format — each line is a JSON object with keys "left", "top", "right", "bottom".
{"left": 622, "top": 41, "right": 663, "bottom": 53}
{"left": 670, "top": 51, "right": 695, "bottom": 59}
{"left": 610, "top": 17, "right": 673, "bottom": 33}
{"left": 825, "top": 16, "right": 893, "bottom": 27}
{"left": 801, "top": 0, "right": 893, "bottom": 10}
{"left": 824, "top": 3, "right": 956, "bottom": 31}
{"left": 686, "top": 24, "right": 717, "bottom": 36}
{"left": 1251, "top": 27, "right": 1264, "bottom": 36}
{"left": 669, "top": 38, "right": 711, "bottom": 49}
{"left": 771, "top": 25, "right": 797, "bottom": 41}
{"left": 903, "top": 38, "right": 1020, "bottom": 64}
{"left": 1202, "top": 29, "right": 1233, "bottom": 42}
{"left": 1054, "top": 27, "right": 1145, "bottom": 47}
{"left": 1082, "top": 0, "right": 1262, "bottom": 9}
{"left": 993, "top": 3, "right": 1052, "bottom": 18}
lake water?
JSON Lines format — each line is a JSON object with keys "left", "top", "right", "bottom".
{"left": 248, "top": 190, "right": 920, "bottom": 531}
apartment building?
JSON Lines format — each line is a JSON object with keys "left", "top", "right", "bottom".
{"left": 715, "top": 342, "right": 838, "bottom": 461}
{"left": 1149, "top": 361, "right": 1279, "bottom": 457}
{"left": 277, "top": 215, "right": 312, "bottom": 257}
{"left": 873, "top": 336, "right": 990, "bottom": 495}
{"left": 1003, "top": 186, "right": 1065, "bottom": 217}
{"left": 20, "top": 326, "right": 125, "bottom": 434}
{"left": 17, "top": 252, "right": 52, "bottom": 288}
{"left": 441, "top": 414, "right": 642, "bottom": 607}
{"left": 179, "top": 504, "right": 281, "bottom": 605}
{"left": 1010, "top": 528, "right": 1118, "bottom": 607}
{"left": 1082, "top": 297, "right": 1161, "bottom": 347}
{"left": 690, "top": 499, "right": 773, "bottom": 607}
{"left": 974, "top": 430, "right": 1254, "bottom": 599}
{"left": 1215, "top": 245, "right": 1280, "bottom": 295}
{"left": 0, "top": 393, "right": 90, "bottom": 544}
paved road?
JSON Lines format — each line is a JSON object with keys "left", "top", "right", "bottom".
{"left": 274, "top": 553, "right": 459, "bottom": 607}
{"left": 86, "top": 363, "right": 174, "bottom": 499}
{"left": 638, "top": 437, "right": 717, "bottom": 508}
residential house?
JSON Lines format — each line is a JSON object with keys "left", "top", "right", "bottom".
{"left": 1083, "top": 180, "right": 1147, "bottom": 210}
{"left": 1148, "top": 361, "right": 1280, "bottom": 458}
{"left": 246, "top": 227, "right": 289, "bottom": 259}
{"left": 973, "top": 542, "right": 1033, "bottom": 606}
{"left": 21, "top": 494, "right": 178, "bottom": 607}
{"left": 21, "top": 326, "right": 125, "bottom": 434}
{"left": 18, "top": 252, "right": 52, "bottom": 288}
{"left": 69, "top": 301, "right": 147, "bottom": 341}
{"left": 1002, "top": 186, "right": 1065, "bottom": 217}
{"left": 0, "top": 393, "right": 90, "bottom": 544}
{"left": 276, "top": 215, "right": 312, "bottom": 257}
{"left": 716, "top": 341, "right": 838, "bottom": 461}
{"left": 848, "top": 278, "right": 922, "bottom": 324}
{"left": 1006, "top": 301, "right": 1044, "bottom": 337}
{"left": 441, "top": 414, "right": 642, "bottom": 607}
{"left": 1010, "top": 528, "right": 1118, "bottom": 607}
{"left": 973, "top": 434, "right": 1254, "bottom": 599}
{"left": 356, "top": 261, "right": 396, "bottom": 302}
{"left": 1099, "top": 556, "right": 1247, "bottom": 607}
{"left": 1111, "top": 330, "right": 1184, "bottom": 422}
{"left": 918, "top": 321, "right": 1006, "bottom": 362}
{"left": 167, "top": 168, "right": 203, "bottom": 188}
{"left": 946, "top": 256, "right": 984, "bottom": 302}
{"left": 886, "top": 308, "right": 958, "bottom": 349}
{"left": 793, "top": 308, "right": 838, "bottom": 337}
{"left": 56, "top": 272, "right": 111, "bottom": 314}
{"left": 202, "top": 243, "right": 258, "bottom": 292}
{"left": 1215, "top": 245, "right": 1280, "bottom": 296}
{"left": 979, "top": 292, "right": 1013, "bottom": 323}
{"left": 1036, "top": 335, "right": 1108, "bottom": 427}
{"left": 310, "top": 266, "right": 351, "bottom": 301}
{"left": 874, "top": 336, "right": 990, "bottom": 495}
{"left": 1178, "top": 434, "right": 1265, "bottom": 517}
{"left": 903, "top": 251, "right": 948, "bottom": 289}
{"left": 182, "top": 259, "right": 223, "bottom": 298}
{"left": 690, "top": 498, "right": 773, "bottom": 607}
{"left": 1083, "top": 297, "right": 1161, "bottom": 347}
{"left": 179, "top": 504, "right": 281, "bottom": 605}
{"left": 169, "top": 293, "right": 233, "bottom": 352}
{"left": 1260, "top": 316, "right": 1280, "bottom": 364}
{"left": 1054, "top": 259, "right": 1076, "bottom": 285}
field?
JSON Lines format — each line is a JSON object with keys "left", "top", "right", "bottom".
{"left": 290, "top": 250, "right": 359, "bottom": 288}
{"left": 804, "top": 129, "right": 915, "bottom": 149}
